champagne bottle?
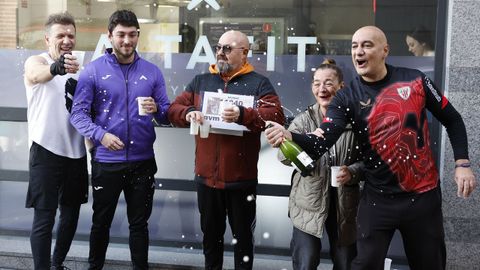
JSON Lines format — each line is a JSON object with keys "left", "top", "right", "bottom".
{"left": 279, "top": 138, "right": 315, "bottom": 177}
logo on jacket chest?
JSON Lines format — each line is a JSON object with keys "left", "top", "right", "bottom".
{"left": 360, "top": 98, "right": 372, "bottom": 109}
{"left": 397, "top": 86, "right": 411, "bottom": 100}
{"left": 101, "top": 74, "right": 149, "bottom": 81}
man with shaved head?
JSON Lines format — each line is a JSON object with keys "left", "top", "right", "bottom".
{"left": 265, "top": 26, "right": 476, "bottom": 269}
{"left": 168, "top": 30, "right": 284, "bottom": 269}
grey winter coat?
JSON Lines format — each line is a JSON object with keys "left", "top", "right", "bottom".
{"left": 278, "top": 103, "right": 363, "bottom": 246}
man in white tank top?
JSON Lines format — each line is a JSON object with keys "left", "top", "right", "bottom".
{"left": 24, "top": 12, "right": 88, "bottom": 270}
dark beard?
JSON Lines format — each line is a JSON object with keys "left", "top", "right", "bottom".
{"left": 216, "top": 61, "right": 232, "bottom": 75}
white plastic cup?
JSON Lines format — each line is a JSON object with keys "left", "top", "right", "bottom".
{"left": 137, "top": 97, "right": 148, "bottom": 116}
{"left": 384, "top": 258, "right": 392, "bottom": 270}
{"left": 71, "top": 50, "right": 85, "bottom": 74}
{"left": 330, "top": 166, "right": 341, "bottom": 187}
{"left": 199, "top": 120, "right": 211, "bottom": 138}
{"left": 189, "top": 119, "right": 199, "bottom": 135}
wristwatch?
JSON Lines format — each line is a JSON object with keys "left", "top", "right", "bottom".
{"left": 455, "top": 162, "right": 471, "bottom": 168}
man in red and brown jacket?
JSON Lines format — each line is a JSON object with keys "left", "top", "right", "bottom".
{"left": 168, "top": 30, "right": 284, "bottom": 270}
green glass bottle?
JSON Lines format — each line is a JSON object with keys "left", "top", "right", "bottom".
{"left": 280, "top": 138, "right": 315, "bottom": 176}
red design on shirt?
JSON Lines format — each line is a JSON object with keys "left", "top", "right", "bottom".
{"left": 367, "top": 78, "right": 438, "bottom": 192}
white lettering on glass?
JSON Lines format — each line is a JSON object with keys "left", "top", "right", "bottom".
{"left": 92, "top": 34, "right": 318, "bottom": 72}
{"left": 186, "top": 35, "right": 216, "bottom": 69}
{"left": 287, "top": 36, "right": 317, "bottom": 72}
{"left": 155, "top": 35, "right": 182, "bottom": 69}
{"left": 267, "top": 36, "right": 276, "bottom": 71}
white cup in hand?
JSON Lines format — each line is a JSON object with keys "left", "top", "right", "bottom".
{"left": 137, "top": 97, "right": 148, "bottom": 116}
{"left": 190, "top": 119, "right": 199, "bottom": 135}
{"left": 330, "top": 166, "right": 341, "bottom": 187}
{"left": 199, "top": 120, "right": 211, "bottom": 138}
{"left": 71, "top": 50, "right": 85, "bottom": 74}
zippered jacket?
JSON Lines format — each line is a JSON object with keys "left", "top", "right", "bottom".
{"left": 168, "top": 62, "right": 285, "bottom": 189}
{"left": 279, "top": 103, "right": 363, "bottom": 244}
{"left": 70, "top": 49, "right": 170, "bottom": 162}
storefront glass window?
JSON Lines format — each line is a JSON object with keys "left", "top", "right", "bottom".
{"left": 0, "top": 0, "right": 439, "bottom": 257}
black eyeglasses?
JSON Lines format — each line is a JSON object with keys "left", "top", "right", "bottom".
{"left": 212, "top": 44, "right": 246, "bottom": 54}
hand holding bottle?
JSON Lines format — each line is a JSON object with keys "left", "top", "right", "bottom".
{"left": 279, "top": 138, "right": 315, "bottom": 176}
{"left": 265, "top": 121, "right": 291, "bottom": 147}
{"left": 265, "top": 121, "right": 315, "bottom": 176}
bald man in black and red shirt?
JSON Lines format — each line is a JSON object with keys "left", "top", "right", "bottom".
{"left": 266, "top": 26, "right": 476, "bottom": 270}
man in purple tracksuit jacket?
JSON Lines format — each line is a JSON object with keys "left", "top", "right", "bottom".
{"left": 70, "top": 10, "right": 170, "bottom": 270}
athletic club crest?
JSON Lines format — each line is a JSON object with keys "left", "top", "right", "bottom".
{"left": 397, "top": 86, "right": 411, "bottom": 100}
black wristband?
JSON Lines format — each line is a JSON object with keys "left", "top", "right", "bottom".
{"left": 236, "top": 105, "right": 244, "bottom": 124}
{"left": 455, "top": 162, "right": 471, "bottom": 168}
{"left": 186, "top": 106, "right": 197, "bottom": 114}
{"left": 50, "top": 54, "right": 67, "bottom": 76}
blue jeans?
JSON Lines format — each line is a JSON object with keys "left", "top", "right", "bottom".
{"left": 291, "top": 227, "right": 322, "bottom": 270}
{"left": 291, "top": 186, "right": 357, "bottom": 270}
{"left": 291, "top": 227, "right": 356, "bottom": 270}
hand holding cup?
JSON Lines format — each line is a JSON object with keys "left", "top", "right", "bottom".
{"left": 137, "top": 97, "right": 157, "bottom": 115}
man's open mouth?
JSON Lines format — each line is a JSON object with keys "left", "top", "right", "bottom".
{"left": 356, "top": 60, "right": 367, "bottom": 67}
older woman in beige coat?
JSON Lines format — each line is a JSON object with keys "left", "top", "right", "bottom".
{"left": 278, "top": 59, "right": 363, "bottom": 270}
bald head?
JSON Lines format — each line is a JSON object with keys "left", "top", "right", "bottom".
{"left": 219, "top": 30, "right": 249, "bottom": 49}
{"left": 216, "top": 30, "right": 250, "bottom": 75}
{"left": 351, "top": 26, "right": 389, "bottom": 82}
{"left": 353, "top": 26, "right": 388, "bottom": 47}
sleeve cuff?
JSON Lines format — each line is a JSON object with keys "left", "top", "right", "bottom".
{"left": 236, "top": 105, "right": 244, "bottom": 124}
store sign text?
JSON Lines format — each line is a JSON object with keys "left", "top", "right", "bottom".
{"left": 92, "top": 34, "right": 318, "bottom": 72}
